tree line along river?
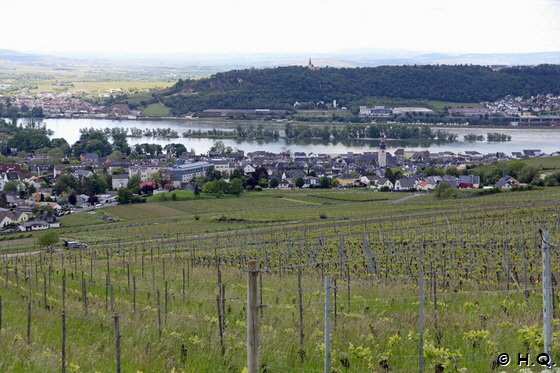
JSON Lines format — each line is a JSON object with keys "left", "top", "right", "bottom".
{"left": 28, "top": 118, "right": 560, "bottom": 155}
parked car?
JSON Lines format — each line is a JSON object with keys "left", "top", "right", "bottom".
{"left": 62, "top": 240, "right": 88, "bottom": 249}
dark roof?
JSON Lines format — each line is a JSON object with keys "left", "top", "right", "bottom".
{"left": 459, "top": 175, "right": 480, "bottom": 185}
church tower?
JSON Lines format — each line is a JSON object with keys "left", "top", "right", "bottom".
{"left": 379, "top": 133, "right": 387, "bottom": 168}
{"left": 307, "top": 58, "right": 318, "bottom": 71}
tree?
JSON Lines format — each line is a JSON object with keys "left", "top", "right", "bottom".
{"left": 53, "top": 174, "right": 77, "bottom": 195}
{"left": 37, "top": 230, "right": 59, "bottom": 251}
{"left": 108, "top": 151, "right": 125, "bottom": 161}
{"left": 28, "top": 184, "right": 37, "bottom": 195}
{"left": 3, "top": 181, "right": 19, "bottom": 192}
{"left": 518, "top": 166, "right": 539, "bottom": 184}
{"left": 31, "top": 106, "right": 44, "bottom": 118}
{"left": 72, "top": 128, "right": 113, "bottom": 157}
{"left": 164, "top": 143, "right": 187, "bottom": 157}
{"left": 209, "top": 140, "right": 232, "bottom": 155}
{"left": 319, "top": 176, "right": 332, "bottom": 188}
{"left": 7, "top": 128, "right": 51, "bottom": 153}
{"left": 91, "top": 174, "right": 108, "bottom": 194}
{"left": 434, "top": 183, "right": 458, "bottom": 199}
{"left": 141, "top": 183, "right": 155, "bottom": 195}
{"left": 127, "top": 175, "right": 141, "bottom": 193}
{"left": 0, "top": 193, "right": 7, "bottom": 208}
{"left": 207, "top": 170, "right": 223, "bottom": 181}
{"left": 445, "top": 167, "right": 460, "bottom": 177}
{"left": 295, "top": 177, "right": 305, "bottom": 188}
{"left": 259, "top": 178, "right": 269, "bottom": 188}
{"left": 423, "top": 167, "right": 444, "bottom": 177}
{"left": 68, "top": 192, "right": 77, "bottom": 206}
{"left": 117, "top": 188, "right": 133, "bottom": 204}
{"left": 229, "top": 178, "right": 244, "bottom": 196}
{"left": 111, "top": 166, "right": 126, "bottom": 175}
{"left": 269, "top": 178, "right": 279, "bottom": 188}
{"left": 34, "top": 205, "right": 54, "bottom": 215}
{"left": 111, "top": 130, "right": 130, "bottom": 155}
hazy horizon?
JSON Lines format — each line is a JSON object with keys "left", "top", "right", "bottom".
{"left": 2, "top": 0, "right": 560, "bottom": 57}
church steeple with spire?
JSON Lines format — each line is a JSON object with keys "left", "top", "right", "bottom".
{"left": 307, "top": 58, "right": 318, "bottom": 71}
{"left": 378, "top": 132, "right": 387, "bottom": 168}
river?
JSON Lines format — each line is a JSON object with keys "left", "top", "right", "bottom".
{"left": 29, "top": 118, "right": 560, "bottom": 155}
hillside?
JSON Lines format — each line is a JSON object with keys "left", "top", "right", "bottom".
{"left": 128, "top": 64, "right": 560, "bottom": 115}
{"left": 1, "top": 188, "right": 560, "bottom": 372}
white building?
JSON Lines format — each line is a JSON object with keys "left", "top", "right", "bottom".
{"left": 112, "top": 174, "right": 130, "bottom": 190}
{"left": 359, "top": 106, "right": 393, "bottom": 117}
{"left": 392, "top": 107, "right": 434, "bottom": 115}
{"left": 378, "top": 135, "right": 387, "bottom": 168}
{"left": 129, "top": 165, "right": 165, "bottom": 182}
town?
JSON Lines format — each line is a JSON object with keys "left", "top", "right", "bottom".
{"left": 1, "top": 131, "right": 558, "bottom": 234}
{"left": 5, "top": 88, "right": 560, "bottom": 125}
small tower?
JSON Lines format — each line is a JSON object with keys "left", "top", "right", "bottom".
{"left": 378, "top": 133, "right": 387, "bottom": 168}
{"left": 307, "top": 58, "right": 318, "bottom": 71}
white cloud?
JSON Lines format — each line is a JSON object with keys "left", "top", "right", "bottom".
{"left": 3, "top": 0, "right": 560, "bottom": 55}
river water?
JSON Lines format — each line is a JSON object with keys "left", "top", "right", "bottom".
{"left": 32, "top": 118, "right": 560, "bottom": 155}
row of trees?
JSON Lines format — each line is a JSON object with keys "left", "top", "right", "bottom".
{"left": 284, "top": 123, "right": 457, "bottom": 141}
{"left": 0, "top": 102, "right": 43, "bottom": 120}
{"left": 52, "top": 173, "right": 110, "bottom": 196}
{"left": 464, "top": 133, "right": 512, "bottom": 142}
{"left": 0, "top": 120, "right": 68, "bottom": 155}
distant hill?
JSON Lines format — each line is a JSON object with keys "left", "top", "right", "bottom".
{"left": 0, "top": 49, "right": 77, "bottom": 66}
{"left": 132, "top": 64, "right": 560, "bottom": 115}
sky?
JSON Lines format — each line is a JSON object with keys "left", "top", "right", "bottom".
{"left": 2, "top": 0, "right": 560, "bottom": 56}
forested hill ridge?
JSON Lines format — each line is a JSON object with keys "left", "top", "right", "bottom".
{"left": 129, "top": 64, "right": 560, "bottom": 115}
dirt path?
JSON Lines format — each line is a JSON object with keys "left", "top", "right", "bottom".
{"left": 390, "top": 193, "right": 425, "bottom": 204}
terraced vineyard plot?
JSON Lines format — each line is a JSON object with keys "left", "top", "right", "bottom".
{"left": 1, "top": 188, "right": 560, "bottom": 372}
{"left": 107, "top": 203, "right": 187, "bottom": 220}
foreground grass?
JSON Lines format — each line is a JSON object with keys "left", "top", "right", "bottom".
{"left": 0, "top": 253, "right": 550, "bottom": 372}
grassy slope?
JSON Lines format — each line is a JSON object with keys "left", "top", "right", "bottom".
{"left": 59, "top": 212, "right": 104, "bottom": 227}
{"left": 1, "top": 188, "right": 560, "bottom": 371}
{"left": 142, "top": 103, "right": 172, "bottom": 117}
{"left": 522, "top": 155, "right": 560, "bottom": 171}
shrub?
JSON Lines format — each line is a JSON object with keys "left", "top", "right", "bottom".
{"left": 319, "top": 213, "right": 328, "bottom": 219}
{"left": 434, "top": 183, "right": 458, "bottom": 199}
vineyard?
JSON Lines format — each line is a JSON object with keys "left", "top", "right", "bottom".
{"left": 1, "top": 188, "right": 560, "bottom": 372}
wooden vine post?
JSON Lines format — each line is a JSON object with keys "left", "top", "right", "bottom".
{"left": 246, "top": 260, "right": 260, "bottom": 373}
{"left": 541, "top": 229, "right": 552, "bottom": 358}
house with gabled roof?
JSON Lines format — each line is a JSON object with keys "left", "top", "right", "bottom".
{"left": 375, "top": 178, "right": 394, "bottom": 190}
{"left": 495, "top": 175, "right": 520, "bottom": 190}
{"left": 394, "top": 177, "right": 418, "bottom": 191}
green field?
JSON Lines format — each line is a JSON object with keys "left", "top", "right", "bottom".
{"left": 361, "top": 97, "right": 484, "bottom": 113}
{"left": 523, "top": 156, "right": 560, "bottom": 171}
{"left": 142, "top": 103, "right": 172, "bottom": 117}
{"left": 59, "top": 211, "right": 106, "bottom": 227}
{"left": 1, "top": 188, "right": 559, "bottom": 372}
